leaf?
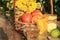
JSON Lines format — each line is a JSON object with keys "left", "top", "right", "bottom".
{"left": 54, "top": 0, "right": 58, "bottom": 3}
{"left": 0, "top": 7, "right": 4, "bottom": 12}
{"left": 55, "top": 6, "right": 60, "bottom": 17}
{"left": 2, "top": 0, "right": 11, "bottom": 2}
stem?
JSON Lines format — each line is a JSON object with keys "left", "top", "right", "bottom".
{"left": 50, "top": 0, "right": 53, "bottom": 15}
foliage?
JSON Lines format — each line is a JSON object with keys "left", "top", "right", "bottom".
{"left": 40, "top": 0, "right": 60, "bottom": 17}
{"left": 0, "top": 0, "right": 13, "bottom": 17}
{"left": 0, "top": 0, "right": 60, "bottom": 17}
{"left": 53, "top": 0, "right": 60, "bottom": 17}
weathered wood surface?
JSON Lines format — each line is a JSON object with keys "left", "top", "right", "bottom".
{"left": 0, "top": 14, "right": 25, "bottom": 40}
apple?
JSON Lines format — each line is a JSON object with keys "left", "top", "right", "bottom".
{"left": 32, "top": 10, "right": 43, "bottom": 23}
{"left": 21, "top": 13, "right": 32, "bottom": 24}
{"left": 32, "top": 10, "right": 42, "bottom": 17}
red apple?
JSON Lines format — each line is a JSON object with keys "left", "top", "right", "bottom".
{"left": 21, "top": 13, "right": 32, "bottom": 24}
{"left": 32, "top": 10, "right": 42, "bottom": 16}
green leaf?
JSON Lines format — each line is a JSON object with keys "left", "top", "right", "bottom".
{"left": 2, "top": 0, "right": 11, "bottom": 2}
{"left": 0, "top": 7, "right": 4, "bottom": 12}
{"left": 55, "top": 6, "right": 60, "bottom": 17}
{"left": 54, "top": 0, "right": 58, "bottom": 3}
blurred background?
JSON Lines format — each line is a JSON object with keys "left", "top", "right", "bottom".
{"left": 0, "top": 0, "right": 60, "bottom": 17}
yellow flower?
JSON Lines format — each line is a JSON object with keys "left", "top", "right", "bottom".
{"left": 15, "top": 0, "right": 37, "bottom": 13}
{"left": 16, "top": 0, "right": 28, "bottom": 12}
{"left": 15, "top": 1, "right": 23, "bottom": 8}
{"left": 27, "top": 2, "right": 37, "bottom": 13}
{"left": 29, "top": 0, "right": 36, "bottom": 2}
{"left": 16, "top": 0, "right": 28, "bottom": 5}
{"left": 22, "top": 0, "right": 28, "bottom": 4}
{"left": 20, "top": 5, "right": 27, "bottom": 12}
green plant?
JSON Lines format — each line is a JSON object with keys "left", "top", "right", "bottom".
{"left": 0, "top": 0, "right": 13, "bottom": 17}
